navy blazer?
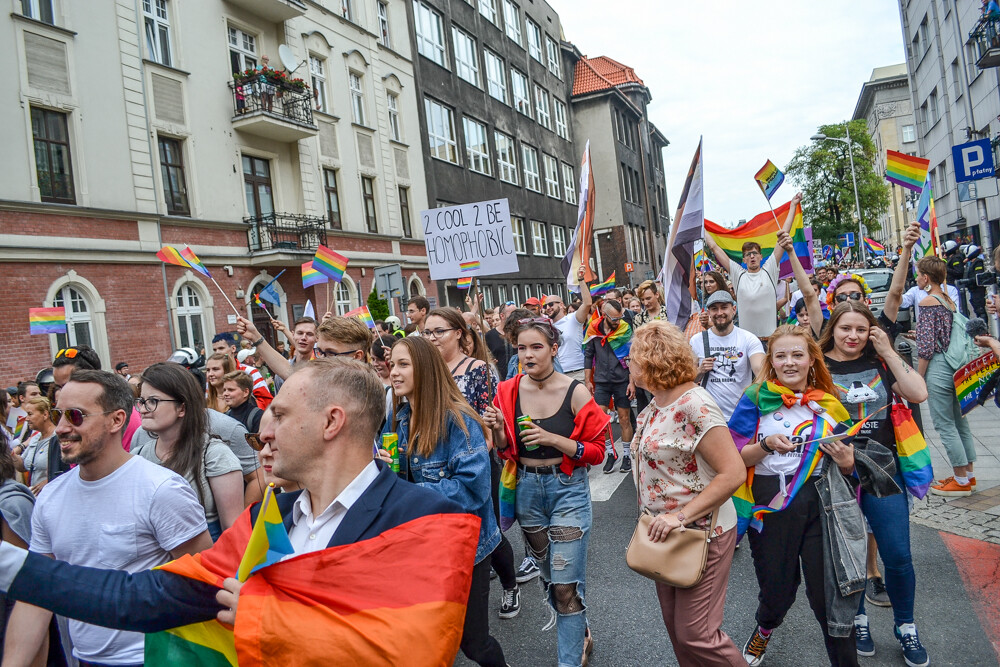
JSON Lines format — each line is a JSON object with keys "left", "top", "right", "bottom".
{"left": 7, "top": 463, "right": 463, "bottom": 633}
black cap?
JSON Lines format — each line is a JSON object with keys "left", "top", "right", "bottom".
{"left": 115, "top": 362, "right": 129, "bottom": 371}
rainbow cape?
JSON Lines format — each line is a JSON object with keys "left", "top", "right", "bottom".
{"left": 589, "top": 272, "right": 616, "bottom": 298}
{"left": 29, "top": 307, "right": 67, "bottom": 335}
{"left": 705, "top": 200, "right": 810, "bottom": 280}
{"left": 582, "top": 313, "right": 631, "bottom": 365}
{"left": 145, "top": 508, "right": 480, "bottom": 666}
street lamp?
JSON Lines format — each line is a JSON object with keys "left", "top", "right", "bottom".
{"left": 811, "top": 126, "right": 867, "bottom": 265}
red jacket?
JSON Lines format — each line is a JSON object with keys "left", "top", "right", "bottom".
{"left": 493, "top": 374, "right": 608, "bottom": 475}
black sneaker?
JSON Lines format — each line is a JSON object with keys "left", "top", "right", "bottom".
{"left": 603, "top": 450, "right": 619, "bottom": 473}
{"left": 742, "top": 627, "right": 771, "bottom": 667}
{"left": 499, "top": 585, "right": 520, "bottom": 619}
{"left": 516, "top": 556, "right": 539, "bottom": 583}
{"left": 619, "top": 455, "right": 632, "bottom": 474}
{"left": 866, "top": 576, "right": 891, "bottom": 607}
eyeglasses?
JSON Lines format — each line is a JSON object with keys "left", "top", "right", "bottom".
{"left": 245, "top": 433, "right": 264, "bottom": 451}
{"left": 834, "top": 292, "right": 865, "bottom": 303}
{"left": 134, "top": 397, "right": 181, "bottom": 412}
{"left": 49, "top": 408, "right": 117, "bottom": 427}
{"left": 518, "top": 317, "right": 554, "bottom": 325}
{"left": 743, "top": 251, "right": 761, "bottom": 258}
{"left": 314, "top": 347, "right": 362, "bottom": 358}
{"left": 421, "top": 328, "right": 456, "bottom": 339}
{"left": 55, "top": 348, "right": 79, "bottom": 360}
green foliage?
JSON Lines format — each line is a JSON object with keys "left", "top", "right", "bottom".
{"left": 367, "top": 287, "right": 390, "bottom": 321}
{"left": 785, "top": 120, "right": 891, "bottom": 246}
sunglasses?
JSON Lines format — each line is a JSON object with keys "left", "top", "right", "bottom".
{"left": 314, "top": 347, "right": 362, "bottom": 358}
{"left": 49, "top": 408, "right": 117, "bottom": 427}
{"left": 55, "top": 348, "right": 79, "bottom": 360}
{"left": 245, "top": 432, "right": 264, "bottom": 451}
{"left": 834, "top": 292, "right": 865, "bottom": 303}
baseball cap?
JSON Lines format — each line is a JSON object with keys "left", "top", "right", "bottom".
{"left": 237, "top": 348, "right": 257, "bottom": 364}
{"left": 705, "top": 291, "right": 736, "bottom": 308}
{"left": 524, "top": 297, "right": 542, "bottom": 306}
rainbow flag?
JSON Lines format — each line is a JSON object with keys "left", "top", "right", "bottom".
{"left": 156, "top": 245, "right": 190, "bottom": 269}
{"left": 312, "top": 245, "right": 348, "bottom": 282}
{"left": 457, "top": 277, "right": 473, "bottom": 289}
{"left": 11, "top": 416, "right": 27, "bottom": 441}
{"left": 301, "top": 261, "right": 328, "bottom": 289}
{"left": 694, "top": 249, "right": 711, "bottom": 272}
{"left": 885, "top": 150, "right": 930, "bottom": 192}
{"left": 705, "top": 200, "right": 811, "bottom": 279}
{"left": 498, "top": 460, "right": 516, "bottom": 531}
{"left": 754, "top": 160, "right": 785, "bottom": 200}
{"left": 864, "top": 237, "right": 885, "bottom": 256}
{"left": 889, "top": 402, "right": 934, "bottom": 498}
{"left": 29, "top": 307, "right": 67, "bottom": 335}
{"left": 237, "top": 485, "right": 293, "bottom": 582}
{"left": 459, "top": 260, "right": 480, "bottom": 272}
{"left": 955, "top": 351, "right": 1000, "bottom": 415}
{"left": 144, "top": 510, "right": 479, "bottom": 667}
{"left": 589, "top": 271, "right": 616, "bottom": 297}
{"left": 913, "top": 174, "right": 938, "bottom": 262}
{"left": 582, "top": 313, "right": 631, "bottom": 364}
{"left": 343, "top": 305, "right": 375, "bottom": 329}
{"left": 180, "top": 246, "right": 211, "bottom": 278}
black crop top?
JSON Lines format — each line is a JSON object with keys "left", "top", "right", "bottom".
{"left": 514, "top": 380, "right": 580, "bottom": 460}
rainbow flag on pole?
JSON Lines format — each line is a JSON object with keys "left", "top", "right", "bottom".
{"left": 754, "top": 160, "right": 785, "bottom": 200}
{"left": 180, "top": 246, "right": 212, "bottom": 278}
{"left": 312, "top": 245, "right": 348, "bottom": 282}
{"left": 589, "top": 271, "right": 616, "bottom": 297}
{"left": 156, "top": 245, "right": 191, "bottom": 269}
{"left": 457, "top": 277, "right": 473, "bottom": 289}
{"left": 864, "top": 237, "right": 885, "bottom": 256}
{"left": 301, "top": 261, "right": 328, "bottom": 289}
{"left": 343, "top": 305, "right": 376, "bottom": 329}
{"left": 29, "top": 307, "right": 66, "bottom": 335}
{"left": 913, "top": 174, "right": 939, "bottom": 262}
{"left": 885, "top": 150, "right": 930, "bottom": 192}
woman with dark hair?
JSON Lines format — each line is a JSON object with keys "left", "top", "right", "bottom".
{"left": 699, "top": 270, "right": 735, "bottom": 329}
{"left": 385, "top": 336, "right": 505, "bottom": 667}
{"left": 132, "top": 363, "right": 244, "bottom": 540}
{"left": 371, "top": 334, "right": 395, "bottom": 420}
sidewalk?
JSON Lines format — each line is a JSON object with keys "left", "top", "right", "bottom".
{"left": 910, "top": 401, "right": 1000, "bottom": 544}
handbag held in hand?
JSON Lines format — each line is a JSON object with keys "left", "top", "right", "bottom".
{"left": 626, "top": 508, "right": 717, "bottom": 588}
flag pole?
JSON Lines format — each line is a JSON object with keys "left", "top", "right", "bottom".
{"left": 325, "top": 281, "right": 331, "bottom": 317}
{"left": 253, "top": 294, "right": 274, "bottom": 320}
{"left": 209, "top": 275, "right": 241, "bottom": 316}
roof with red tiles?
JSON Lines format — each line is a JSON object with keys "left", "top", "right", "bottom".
{"left": 572, "top": 55, "right": 646, "bottom": 97}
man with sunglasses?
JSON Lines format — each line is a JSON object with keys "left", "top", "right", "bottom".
{"left": 543, "top": 265, "right": 593, "bottom": 383}
{"left": 4, "top": 370, "right": 212, "bottom": 667}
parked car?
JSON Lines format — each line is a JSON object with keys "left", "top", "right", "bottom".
{"left": 856, "top": 268, "right": 893, "bottom": 319}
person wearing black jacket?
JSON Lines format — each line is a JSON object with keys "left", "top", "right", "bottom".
{"left": 963, "top": 245, "right": 987, "bottom": 319}
{"left": 221, "top": 371, "right": 262, "bottom": 434}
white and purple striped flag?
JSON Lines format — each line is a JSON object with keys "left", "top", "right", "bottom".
{"left": 660, "top": 138, "right": 704, "bottom": 329}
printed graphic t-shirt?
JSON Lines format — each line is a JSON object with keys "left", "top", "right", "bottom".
{"left": 825, "top": 356, "right": 896, "bottom": 449}
{"left": 689, "top": 327, "right": 764, "bottom": 419}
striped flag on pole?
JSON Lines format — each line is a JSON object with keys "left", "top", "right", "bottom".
{"left": 660, "top": 138, "right": 704, "bottom": 329}
{"left": 561, "top": 141, "right": 597, "bottom": 293}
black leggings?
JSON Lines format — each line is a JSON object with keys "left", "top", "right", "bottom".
{"left": 489, "top": 454, "right": 517, "bottom": 590}
{"left": 461, "top": 558, "right": 507, "bottom": 666}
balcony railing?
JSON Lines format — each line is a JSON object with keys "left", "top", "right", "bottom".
{"left": 970, "top": 14, "right": 1000, "bottom": 69}
{"left": 245, "top": 213, "right": 328, "bottom": 253}
{"left": 230, "top": 78, "right": 317, "bottom": 142}
{"left": 224, "top": 0, "right": 306, "bottom": 22}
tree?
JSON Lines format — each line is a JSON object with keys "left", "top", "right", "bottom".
{"left": 367, "top": 287, "right": 390, "bottom": 321}
{"left": 785, "top": 120, "right": 890, "bottom": 247}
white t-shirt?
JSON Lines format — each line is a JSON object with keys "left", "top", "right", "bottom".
{"left": 729, "top": 256, "right": 780, "bottom": 338}
{"left": 901, "top": 284, "right": 961, "bottom": 321}
{"left": 553, "top": 313, "right": 585, "bottom": 372}
{"left": 30, "top": 456, "right": 207, "bottom": 664}
{"left": 689, "top": 327, "right": 764, "bottom": 419}
{"left": 752, "top": 402, "right": 826, "bottom": 477}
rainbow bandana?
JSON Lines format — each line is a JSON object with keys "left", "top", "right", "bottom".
{"left": 582, "top": 314, "right": 632, "bottom": 366}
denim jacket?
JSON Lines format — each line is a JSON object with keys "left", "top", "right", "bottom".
{"left": 815, "top": 464, "right": 866, "bottom": 637}
{"left": 385, "top": 403, "right": 500, "bottom": 564}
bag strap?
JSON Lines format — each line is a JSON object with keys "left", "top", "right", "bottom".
{"left": 700, "top": 330, "right": 712, "bottom": 388}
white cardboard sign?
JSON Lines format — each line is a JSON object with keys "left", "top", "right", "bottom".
{"left": 420, "top": 199, "right": 519, "bottom": 281}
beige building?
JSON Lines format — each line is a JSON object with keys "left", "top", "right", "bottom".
{"left": 853, "top": 64, "right": 918, "bottom": 251}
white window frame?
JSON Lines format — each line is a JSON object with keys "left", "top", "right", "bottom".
{"left": 336, "top": 278, "right": 356, "bottom": 315}
{"left": 387, "top": 93, "right": 401, "bottom": 141}
{"left": 562, "top": 163, "right": 576, "bottom": 204}
{"left": 495, "top": 131, "right": 518, "bottom": 184}
{"left": 534, "top": 85, "right": 551, "bottom": 129}
{"left": 377, "top": 1, "right": 391, "bottom": 48}
{"left": 341, "top": 0, "right": 352, "bottom": 21}
{"left": 414, "top": 1, "right": 446, "bottom": 67}
{"left": 228, "top": 25, "right": 257, "bottom": 72}
{"left": 52, "top": 285, "right": 95, "bottom": 351}
{"left": 463, "top": 117, "right": 492, "bottom": 176}
{"left": 142, "top": 0, "right": 172, "bottom": 66}
{"left": 425, "top": 98, "right": 458, "bottom": 164}
{"left": 310, "top": 56, "right": 327, "bottom": 112}
{"left": 498, "top": 284, "right": 508, "bottom": 304}
{"left": 543, "top": 154, "right": 559, "bottom": 198}
{"left": 349, "top": 72, "right": 366, "bottom": 125}
{"left": 512, "top": 216, "right": 527, "bottom": 255}
{"left": 531, "top": 220, "right": 548, "bottom": 256}
{"left": 522, "top": 145, "right": 540, "bottom": 192}
{"left": 551, "top": 225, "right": 566, "bottom": 257}
{"left": 479, "top": 0, "right": 498, "bottom": 25}
{"left": 526, "top": 17, "right": 542, "bottom": 61}
{"left": 511, "top": 68, "right": 531, "bottom": 117}
{"left": 512, "top": 284, "right": 521, "bottom": 304}
{"left": 554, "top": 98, "right": 568, "bottom": 139}
{"left": 484, "top": 50, "right": 507, "bottom": 104}
{"left": 503, "top": 0, "right": 522, "bottom": 45}
{"left": 452, "top": 26, "right": 480, "bottom": 87}
{"left": 175, "top": 283, "right": 207, "bottom": 350}
{"left": 545, "top": 36, "right": 561, "bottom": 78}
{"left": 902, "top": 124, "right": 915, "bottom": 143}
{"left": 22, "top": 0, "right": 54, "bottom": 23}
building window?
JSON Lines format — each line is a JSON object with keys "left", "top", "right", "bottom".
{"left": 545, "top": 36, "right": 561, "bottom": 78}
{"left": 534, "top": 85, "right": 551, "bottom": 130}
{"left": 341, "top": 0, "right": 352, "bottom": 21}
{"left": 621, "top": 163, "right": 632, "bottom": 203}
{"left": 157, "top": 136, "right": 189, "bottom": 216}
{"left": 495, "top": 131, "right": 518, "bottom": 184}
{"left": 543, "top": 154, "right": 559, "bottom": 198}
{"left": 336, "top": 280, "right": 354, "bottom": 315}
{"left": 31, "top": 107, "right": 75, "bottom": 204}
{"left": 349, "top": 72, "right": 366, "bottom": 125}
{"left": 387, "top": 93, "right": 401, "bottom": 141}
{"left": 526, "top": 17, "right": 542, "bottom": 61}
{"left": 512, "top": 216, "right": 527, "bottom": 254}
{"left": 562, "top": 163, "right": 576, "bottom": 204}
{"left": 521, "top": 145, "right": 540, "bottom": 192}
{"left": 425, "top": 98, "right": 458, "bottom": 164}
{"left": 142, "top": 0, "right": 172, "bottom": 66}
{"left": 378, "top": 1, "right": 391, "bottom": 47}
{"left": 452, "top": 26, "right": 480, "bottom": 87}
{"left": 310, "top": 56, "right": 327, "bottom": 112}
{"left": 414, "top": 1, "right": 446, "bottom": 66}
{"left": 551, "top": 225, "right": 566, "bottom": 257}
{"left": 362, "top": 176, "right": 378, "bottom": 233}
{"left": 902, "top": 124, "right": 915, "bottom": 143}
{"left": 511, "top": 68, "right": 531, "bottom": 117}
{"left": 498, "top": 284, "right": 508, "bottom": 304}
{"left": 399, "top": 186, "right": 412, "bottom": 238}
{"left": 928, "top": 89, "right": 939, "bottom": 126}
{"left": 484, "top": 50, "right": 507, "bottom": 104}
{"left": 228, "top": 25, "right": 257, "bottom": 73}
{"left": 22, "top": 0, "right": 54, "bottom": 23}
{"left": 323, "top": 168, "right": 341, "bottom": 229}
{"left": 463, "top": 117, "right": 492, "bottom": 176}
{"left": 175, "top": 284, "right": 206, "bottom": 351}
{"left": 243, "top": 155, "right": 273, "bottom": 219}
{"left": 503, "top": 0, "right": 521, "bottom": 45}
{"left": 531, "top": 220, "right": 548, "bottom": 255}
{"left": 554, "top": 99, "right": 568, "bottom": 139}
{"left": 52, "top": 286, "right": 93, "bottom": 350}
{"left": 479, "top": 0, "right": 498, "bottom": 25}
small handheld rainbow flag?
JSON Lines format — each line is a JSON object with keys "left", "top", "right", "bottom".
{"left": 754, "top": 160, "right": 785, "bottom": 200}
{"left": 885, "top": 150, "right": 930, "bottom": 192}
{"left": 457, "top": 277, "right": 473, "bottom": 289}
{"left": 301, "top": 261, "right": 328, "bottom": 289}
{"left": 343, "top": 305, "right": 375, "bottom": 329}
{"left": 589, "top": 271, "right": 616, "bottom": 298}
{"left": 252, "top": 293, "right": 272, "bottom": 319}
{"left": 29, "top": 307, "right": 67, "bottom": 335}
{"left": 459, "top": 260, "right": 481, "bottom": 272}
{"left": 312, "top": 245, "right": 348, "bottom": 282}
{"left": 863, "top": 237, "right": 885, "bottom": 256}
{"left": 180, "top": 246, "right": 211, "bottom": 278}
{"left": 156, "top": 245, "right": 190, "bottom": 269}
{"left": 237, "top": 484, "right": 294, "bottom": 582}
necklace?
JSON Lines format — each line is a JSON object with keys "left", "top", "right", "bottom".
{"left": 527, "top": 368, "right": 556, "bottom": 388}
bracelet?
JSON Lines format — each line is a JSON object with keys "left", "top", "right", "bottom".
{"left": 250, "top": 336, "right": 265, "bottom": 348}
{"left": 572, "top": 441, "right": 585, "bottom": 460}
{"left": 676, "top": 511, "right": 686, "bottom": 525}
{"left": 760, "top": 437, "right": 775, "bottom": 454}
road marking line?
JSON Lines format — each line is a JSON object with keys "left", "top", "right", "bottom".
{"left": 589, "top": 463, "right": 631, "bottom": 502}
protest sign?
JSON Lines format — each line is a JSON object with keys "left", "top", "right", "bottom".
{"left": 420, "top": 199, "right": 519, "bottom": 281}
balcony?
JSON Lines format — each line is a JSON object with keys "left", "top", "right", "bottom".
{"left": 230, "top": 78, "right": 317, "bottom": 142}
{"left": 970, "top": 15, "right": 1000, "bottom": 69}
{"left": 224, "top": 0, "right": 306, "bottom": 22}
{"left": 246, "top": 213, "right": 328, "bottom": 253}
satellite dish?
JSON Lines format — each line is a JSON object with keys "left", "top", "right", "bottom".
{"left": 278, "top": 44, "right": 302, "bottom": 73}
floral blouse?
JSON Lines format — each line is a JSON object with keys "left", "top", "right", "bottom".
{"left": 916, "top": 305, "right": 953, "bottom": 360}
{"left": 632, "top": 386, "right": 736, "bottom": 533}
{"left": 453, "top": 361, "right": 498, "bottom": 416}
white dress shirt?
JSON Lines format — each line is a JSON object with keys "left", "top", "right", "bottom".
{"left": 285, "top": 461, "right": 380, "bottom": 556}
{"left": 901, "top": 284, "right": 961, "bottom": 321}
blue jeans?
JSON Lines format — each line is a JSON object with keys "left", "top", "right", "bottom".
{"left": 858, "top": 468, "right": 915, "bottom": 625}
{"left": 515, "top": 465, "right": 592, "bottom": 667}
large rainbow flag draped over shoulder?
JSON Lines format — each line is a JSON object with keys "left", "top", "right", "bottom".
{"left": 145, "top": 509, "right": 481, "bottom": 666}
{"left": 705, "top": 200, "right": 810, "bottom": 279}
{"left": 582, "top": 314, "right": 631, "bottom": 365}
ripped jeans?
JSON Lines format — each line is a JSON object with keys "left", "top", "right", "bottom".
{"left": 515, "top": 465, "right": 592, "bottom": 667}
